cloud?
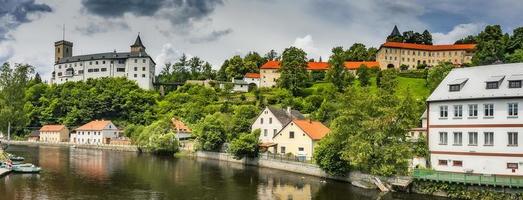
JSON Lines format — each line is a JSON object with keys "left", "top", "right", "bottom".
{"left": 433, "top": 23, "right": 484, "bottom": 44}
{"left": 75, "top": 17, "right": 130, "bottom": 35}
{"left": 0, "top": 0, "right": 52, "bottom": 40}
{"left": 0, "top": 42, "right": 14, "bottom": 63}
{"left": 81, "top": 0, "right": 165, "bottom": 17}
{"left": 154, "top": 43, "right": 184, "bottom": 69}
{"left": 189, "top": 29, "right": 232, "bottom": 43}
{"left": 292, "top": 35, "right": 324, "bottom": 59}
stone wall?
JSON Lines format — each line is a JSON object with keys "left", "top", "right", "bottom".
{"left": 2, "top": 140, "right": 138, "bottom": 152}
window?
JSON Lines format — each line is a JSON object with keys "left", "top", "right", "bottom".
{"left": 89, "top": 61, "right": 92, "bottom": 65}
{"left": 134, "top": 74, "right": 137, "bottom": 78}
{"left": 142, "top": 74, "right": 146, "bottom": 78}
{"left": 101, "top": 68, "right": 107, "bottom": 72}
{"left": 269, "top": 117, "right": 272, "bottom": 124}
{"left": 273, "top": 129, "right": 277, "bottom": 137}
{"left": 289, "top": 131, "right": 294, "bottom": 139}
{"left": 439, "top": 132, "right": 448, "bottom": 145}
{"left": 509, "top": 80, "right": 522, "bottom": 88}
{"left": 438, "top": 160, "right": 448, "bottom": 166}
{"left": 260, "top": 118, "right": 263, "bottom": 124}
{"left": 142, "top": 67, "right": 146, "bottom": 71}
{"left": 486, "top": 82, "right": 499, "bottom": 89}
{"left": 143, "top": 59, "right": 146, "bottom": 63}
{"left": 468, "top": 104, "right": 478, "bottom": 117}
{"left": 452, "top": 160, "right": 463, "bottom": 167}
{"left": 93, "top": 68, "right": 100, "bottom": 72}
{"left": 507, "top": 163, "right": 519, "bottom": 169}
{"left": 134, "top": 59, "right": 137, "bottom": 63}
{"left": 95, "top": 61, "right": 99, "bottom": 65}
{"left": 508, "top": 103, "right": 518, "bottom": 117}
{"left": 102, "top": 61, "right": 106, "bottom": 64}
{"left": 449, "top": 84, "right": 461, "bottom": 92}
{"left": 453, "top": 132, "right": 462, "bottom": 145}
{"left": 263, "top": 129, "right": 267, "bottom": 137}
{"left": 484, "top": 104, "right": 494, "bottom": 117}
{"left": 117, "top": 68, "right": 125, "bottom": 72}
{"left": 87, "top": 69, "right": 94, "bottom": 72}
{"left": 440, "top": 106, "right": 448, "bottom": 118}
{"left": 280, "top": 147, "right": 286, "bottom": 154}
{"left": 468, "top": 132, "right": 478, "bottom": 146}
{"left": 508, "top": 132, "right": 518, "bottom": 146}
{"left": 57, "top": 72, "right": 62, "bottom": 76}
{"left": 484, "top": 132, "right": 494, "bottom": 146}
{"left": 134, "top": 67, "right": 138, "bottom": 71}
{"left": 298, "top": 147, "right": 304, "bottom": 151}
{"left": 454, "top": 105, "right": 463, "bottom": 118}
{"left": 110, "top": 61, "right": 114, "bottom": 64}
{"left": 118, "top": 60, "right": 125, "bottom": 64}
{"left": 78, "top": 70, "right": 84, "bottom": 74}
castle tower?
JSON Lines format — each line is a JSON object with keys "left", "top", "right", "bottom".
{"left": 55, "top": 40, "right": 73, "bottom": 63}
{"left": 130, "top": 34, "right": 146, "bottom": 54}
{"left": 389, "top": 25, "right": 401, "bottom": 38}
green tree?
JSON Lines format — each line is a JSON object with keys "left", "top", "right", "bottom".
{"left": 379, "top": 69, "right": 398, "bottom": 93}
{"left": 472, "top": 25, "right": 508, "bottom": 65}
{"left": 356, "top": 65, "right": 370, "bottom": 87}
{"left": 421, "top": 30, "right": 433, "bottom": 45}
{"left": 225, "top": 55, "right": 246, "bottom": 79}
{"left": 264, "top": 49, "right": 279, "bottom": 61}
{"left": 427, "top": 62, "right": 453, "bottom": 92}
{"left": 194, "top": 113, "right": 229, "bottom": 151}
{"left": 244, "top": 51, "right": 266, "bottom": 68}
{"left": 217, "top": 59, "right": 229, "bottom": 81}
{"left": 277, "top": 47, "right": 309, "bottom": 95}
{"left": 346, "top": 43, "right": 368, "bottom": 61}
{"left": 228, "top": 129, "right": 260, "bottom": 159}
{"left": 314, "top": 131, "right": 350, "bottom": 175}
{"left": 0, "top": 63, "right": 34, "bottom": 135}
{"left": 506, "top": 49, "right": 523, "bottom": 63}
{"left": 455, "top": 35, "right": 477, "bottom": 44}
{"left": 134, "top": 118, "right": 179, "bottom": 154}
{"left": 326, "top": 47, "right": 349, "bottom": 91}
{"left": 507, "top": 27, "right": 523, "bottom": 53}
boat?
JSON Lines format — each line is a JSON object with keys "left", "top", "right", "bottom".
{"left": 7, "top": 154, "right": 24, "bottom": 161}
{"left": 12, "top": 165, "right": 41, "bottom": 173}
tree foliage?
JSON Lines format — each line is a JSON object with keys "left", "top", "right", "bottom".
{"left": 472, "top": 25, "right": 508, "bottom": 65}
{"left": 0, "top": 63, "right": 34, "bottom": 135}
{"left": 426, "top": 62, "right": 453, "bottom": 92}
{"left": 326, "top": 47, "right": 350, "bottom": 91}
{"left": 356, "top": 65, "right": 370, "bottom": 87}
{"left": 277, "top": 47, "right": 309, "bottom": 95}
{"left": 228, "top": 129, "right": 260, "bottom": 159}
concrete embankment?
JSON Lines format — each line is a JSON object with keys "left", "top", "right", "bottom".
{"left": 194, "top": 151, "right": 407, "bottom": 186}
{"left": 2, "top": 140, "right": 139, "bottom": 152}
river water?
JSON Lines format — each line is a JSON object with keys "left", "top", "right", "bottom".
{"left": 0, "top": 145, "right": 445, "bottom": 200}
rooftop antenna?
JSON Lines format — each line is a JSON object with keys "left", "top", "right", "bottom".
{"left": 62, "top": 24, "right": 65, "bottom": 41}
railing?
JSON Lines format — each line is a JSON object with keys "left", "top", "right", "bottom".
{"left": 258, "top": 152, "right": 316, "bottom": 165}
{"left": 413, "top": 169, "right": 523, "bottom": 188}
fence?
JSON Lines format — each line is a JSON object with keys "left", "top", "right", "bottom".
{"left": 258, "top": 152, "right": 315, "bottom": 165}
{"left": 413, "top": 169, "right": 523, "bottom": 188}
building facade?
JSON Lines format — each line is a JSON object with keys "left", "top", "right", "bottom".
{"left": 427, "top": 63, "right": 523, "bottom": 176}
{"left": 272, "top": 119, "right": 329, "bottom": 159}
{"left": 72, "top": 120, "right": 120, "bottom": 145}
{"left": 39, "top": 125, "right": 69, "bottom": 143}
{"left": 244, "top": 73, "right": 260, "bottom": 87}
{"left": 251, "top": 106, "right": 304, "bottom": 146}
{"left": 51, "top": 35, "right": 156, "bottom": 90}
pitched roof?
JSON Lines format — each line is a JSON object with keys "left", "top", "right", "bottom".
{"left": 56, "top": 52, "right": 151, "bottom": 64}
{"left": 390, "top": 25, "right": 401, "bottom": 37}
{"left": 267, "top": 106, "right": 305, "bottom": 126}
{"left": 76, "top": 120, "right": 113, "bottom": 131}
{"left": 344, "top": 61, "right": 380, "bottom": 70}
{"left": 40, "top": 125, "right": 66, "bottom": 132}
{"left": 260, "top": 60, "right": 281, "bottom": 69}
{"left": 245, "top": 73, "right": 261, "bottom": 78}
{"left": 381, "top": 42, "right": 476, "bottom": 51}
{"left": 307, "top": 62, "right": 330, "bottom": 70}
{"left": 427, "top": 63, "right": 523, "bottom": 102}
{"left": 172, "top": 118, "right": 191, "bottom": 133}
{"left": 131, "top": 35, "right": 145, "bottom": 48}
{"left": 293, "top": 119, "right": 330, "bottom": 140}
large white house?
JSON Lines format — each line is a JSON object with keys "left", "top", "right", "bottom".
{"left": 51, "top": 35, "right": 156, "bottom": 90}
{"left": 71, "top": 120, "right": 120, "bottom": 145}
{"left": 251, "top": 106, "right": 304, "bottom": 149}
{"left": 427, "top": 63, "right": 523, "bottom": 176}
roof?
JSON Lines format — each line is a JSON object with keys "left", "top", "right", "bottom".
{"left": 40, "top": 125, "right": 66, "bottom": 132}
{"left": 307, "top": 62, "right": 330, "bottom": 70}
{"left": 260, "top": 60, "right": 281, "bottom": 69}
{"left": 245, "top": 73, "right": 261, "bottom": 79}
{"left": 56, "top": 51, "right": 152, "bottom": 64}
{"left": 427, "top": 63, "right": 523, "bottom": 102}
{"left": 76, "top": 120, "right": 113, "bottom": 131}
{"left": 381, "top": 42, "right": 476, "bottom": 51}
{"left": 267, "top": 106, "right": 305, "bottom": 126}
{"left": 292, "top": 119, "right": 330, "bottom": 140}
{"left": 344, "top": 61, "right": 380, "bottom": 70}
{"left": 390, "top": 25, "right": 401, "bottom": 37}
{"left": 172, "top": 118, "right": 192, "bottom": 133}
{"left": 131, "top": 35, "right": 145, "bottom": 48}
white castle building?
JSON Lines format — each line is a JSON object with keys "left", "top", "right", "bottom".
{"left": 427, "top": 63, "right": 523, "bottom": 176}
{"left": 51, "top": 35, "right": 155, "bottom": 90}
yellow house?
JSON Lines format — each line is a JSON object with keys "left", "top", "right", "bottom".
{"left": 39, "top": 125, "right": 69, "bottom": 142}
{"left": 272, "top": 119, "right": 330, "bottom": 159}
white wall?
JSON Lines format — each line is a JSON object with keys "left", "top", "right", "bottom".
{"left": 251, "top": 107, "right": 285, "bottom": 143}
{"left": 430, "top": 154, "right": 523, "bottom": 176}
{"left": 73, "top": 122, "right": 120, "bottom": 145}
{"left": 244, "top": 77, "right": 260, "bottom": 87}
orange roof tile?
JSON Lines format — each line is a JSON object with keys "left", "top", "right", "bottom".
{"left": 40, "top": 125, "right": 66, "bottom": 132}
{"left": 244, "top": 73, "right": 261, "bottom": 78}
{"left": 307, "top": 62, "right": 329, "bottom": 70}
{"left": 381, "top": 42, "right": 476, "bottom": 51}
{"left": 344, "top": 61, "right": 380, "bottom": 70}
{"left": 172, "top": 118, "right": 192, "bottom": 133}
{"left": 260, "top": 60, "right": 281, "bottom": 69}
{"left": 76, "top": 120, "right": 113, "bottom": 131}
{"left": 293, "top": 119, "right": 330, "bottom": 140}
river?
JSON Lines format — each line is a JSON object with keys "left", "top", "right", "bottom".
{"left": 0, "top": 145, "right": 446, "bottom": 200}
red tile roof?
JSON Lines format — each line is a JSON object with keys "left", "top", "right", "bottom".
{"left": 40, "top": 125, "right": 66, "bottom": 132}
{"left": 76, "top": 120, "right": 113, "bottom": 131}
{"left": 244, "top": 73, "right": 261, "bottom": 78}
{"left": 381, "top": 42, "right": 476, "bottom": 51}
{"left": 344, "top": 61, "right": 380, "bottom": 70}
{"left": 293, "top": 119, "right": 330, "bottom": 140}
{"left": 260, "top": 61, "right": 380, "bottom": 71}
{"left": 260, "top": 60, "right": 281, "bottom": 69}
{"left": 307, "top": 62, "right": 329, "bottom": 71}
{"left": 172, "top": 118, "right": 192, "bottom": 133}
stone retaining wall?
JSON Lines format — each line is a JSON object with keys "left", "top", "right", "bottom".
{"left": 1, "top": 140, "right": 139, "bottom": 152}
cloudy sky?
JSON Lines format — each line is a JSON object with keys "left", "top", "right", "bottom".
{"left": 1, "top": 0, "right": 523, "bottom": 80}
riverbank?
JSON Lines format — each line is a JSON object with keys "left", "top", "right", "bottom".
{"left": 1, "top": 140, "right": 139, "bottom": 152}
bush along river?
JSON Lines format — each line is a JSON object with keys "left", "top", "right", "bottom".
{"left": 0, "top": 145, "right": 447, "bottom": 200}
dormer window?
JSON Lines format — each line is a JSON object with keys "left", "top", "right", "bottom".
{"left": 485, "top": 76, "right": 505, "bottom": 89}
{"left": 449, "top": 84, "right": 460, "bottom": 92}
{"left": 509, "top": 80, "right": 522, "bottom": 88}
{"left": 448, "top": 78, "right": 468, "bottom": 92}
{"left": 486, "top": 82, "right": 499, "bottom": 89}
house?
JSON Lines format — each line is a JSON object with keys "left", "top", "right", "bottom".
{"left": 244, "top": 73, "right": 261, "bottom": 87}
{"left": 251, "top": 106, "right": 304, "bottom": 150}
{"left": 27, "top": 130, "right": 40, "bottom": 142}
{"left": 427, "top": 63, "right": 523, "bottom": 176}
{"left": 172, "top": 118, "right": 192, "bottom": 140}
{"left": 259, "top": 60, "right": 380, "bottom": 87}
{"left": 219, "top": 78, "right": 249, "bottom": 93}
{"left": 39, "top": 125, "right": 69, "bottom": 143}
{"left": 408, "top": 110, "right": 428, "bottom": 141}
{"left": 272, "top": 119, "right": 330, "bottom": 159}
{"left": 72, "top": 120, "right": 120, "bottom": 145}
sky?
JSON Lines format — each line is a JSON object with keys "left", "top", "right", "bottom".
{"left": 1, "top": 0, "right": 523, "bottom": 81}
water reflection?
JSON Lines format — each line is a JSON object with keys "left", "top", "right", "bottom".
{"left": 0, "top": 145, "right": 444, "bottom": 200}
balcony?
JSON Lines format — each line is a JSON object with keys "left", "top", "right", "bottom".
{"left": 413, "top": 169, "right": 523, "bottom": 188}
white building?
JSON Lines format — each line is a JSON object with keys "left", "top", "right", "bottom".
{"left": 244, "top": 73, "right": 260, "bottom": 87}
{"left": 427, "top": 63, "right": 523, "bottom": 176}
{"left": 251, "top": 106, "right": 304, "bottom": 150}
{"left": 71, "top": 120, "right": 120, "bottom": 145}
{"left": 51, "top": 35, "right": 156, "bottom": 90}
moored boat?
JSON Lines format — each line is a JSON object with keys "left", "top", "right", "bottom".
{"left": 12, "top": 165, "right": 41, "bottom": 173}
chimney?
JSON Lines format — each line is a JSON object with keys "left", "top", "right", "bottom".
{"left": 287, "top": 107, "right": 292, "bottom": 117}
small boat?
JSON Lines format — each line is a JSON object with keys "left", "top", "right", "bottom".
{"left": 8, "top": 154, "right": 24, "bottom": 161}
{"left": 12, "top": 165, "right": 41, "bottom": 173}
{"left": 12, "top": 163, "right": 34, "bottom": 167}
